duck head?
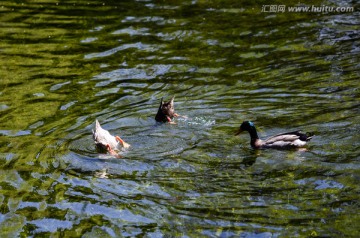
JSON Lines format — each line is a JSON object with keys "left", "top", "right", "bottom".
{"left": 235, "top": 121, "right": 259, "bottom": 139}
{"left": 155, "top": 96, "right": 175, "bottom": 122}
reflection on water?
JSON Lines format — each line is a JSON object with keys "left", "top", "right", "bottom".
{"left": 0, "top": 0, "right": 359, "bottom": 237}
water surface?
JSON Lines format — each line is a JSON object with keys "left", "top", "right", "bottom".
{"left": 0, "top": 0, "right": 359, "bottom": 237}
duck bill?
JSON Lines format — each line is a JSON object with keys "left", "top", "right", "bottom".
{"left": 235, "top": 129, "right": 243, "bottom": 136}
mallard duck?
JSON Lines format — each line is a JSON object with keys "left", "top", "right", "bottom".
{"left": 155, "top": 96, "right": 179, "bottom": 123}
{"left": 235, "top": 121, "right": 313, "bottom": 149}
{"left": 92, "top": 119, "right": 130, "bottom": 156}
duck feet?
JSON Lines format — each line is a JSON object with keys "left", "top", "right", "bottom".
{"left": 106, "top": 144, "right": 120, "bottom": 157}
{"left": 115, "top": 136, "right": 131, "bottom": 149}
{"left": 174, "top": 113, "right": 188, "bottom": 119}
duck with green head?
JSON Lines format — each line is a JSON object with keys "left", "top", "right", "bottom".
{"left": 235, "top": 121, "right": 313, "bottom": 149}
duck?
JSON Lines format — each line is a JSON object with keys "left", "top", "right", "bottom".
{"left": 235, "top": 121, "right": 313, "bottom": 149}
{"left": 155, "top": 96, "right": 180, "bottom": 123}
{"left": 92, "top": 119, "right": 130, "bottom": 156}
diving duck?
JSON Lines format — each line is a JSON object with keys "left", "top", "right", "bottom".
{"left": 155, "top": 96, "right": 179, "bottom": 123}
{"left": 92, "top": 119, "right": 130, "bottom": 156}
{"left": 235, "top": 121, "right": 313, "bottom": 149}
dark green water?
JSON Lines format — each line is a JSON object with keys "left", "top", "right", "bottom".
{"left": 0, "top": 0, "right": 359, "bottom": 237}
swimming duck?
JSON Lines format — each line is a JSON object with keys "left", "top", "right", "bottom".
{"left": 235, "top": 121, "right": 313, "bottom": 149}
{"left": 92, "top": 119, "right": 130, "bottom": 156}
{"left": 155, "top": 96, "right": 179, "bottom": 123}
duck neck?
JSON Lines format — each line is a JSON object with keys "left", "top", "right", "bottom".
{"left": 248, "top": 127, "right": 260, "bottom": 148}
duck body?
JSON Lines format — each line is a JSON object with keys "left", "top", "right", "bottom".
{"left": 155, "top": 96, "right": 179, "bottom": 123}
{"left": 92, "top": 119, "right": 130, "bottom": 156}
{"left": 236, "top": 121, "right": 313, "bottom": 149}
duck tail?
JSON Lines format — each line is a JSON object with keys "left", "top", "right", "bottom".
{"left": 95, "top": 119, "right": 102, "bottom": 130}
{"left": 92, "top": 129, "right": 96, "bottom": 140}
{"left": 93, "top": 119, "right": 101, "bottom": 140}
{"left": 305, "top": 132, "right": 314, "bottom": 141}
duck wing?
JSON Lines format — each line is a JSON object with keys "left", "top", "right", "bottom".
{"left": 263, "top": 131, "right": 313, "bottom": 148}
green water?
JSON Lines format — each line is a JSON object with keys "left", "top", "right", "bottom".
{"left": 0, "top": 0, "right": 359, "bottom": 237}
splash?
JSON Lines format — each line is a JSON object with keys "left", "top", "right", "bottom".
{"left": 179, "top": 116, "right": 216, "bottom": 127}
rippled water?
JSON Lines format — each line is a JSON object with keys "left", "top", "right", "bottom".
{"left": 0, "top": 0, "right": 359, "bottom": 237}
